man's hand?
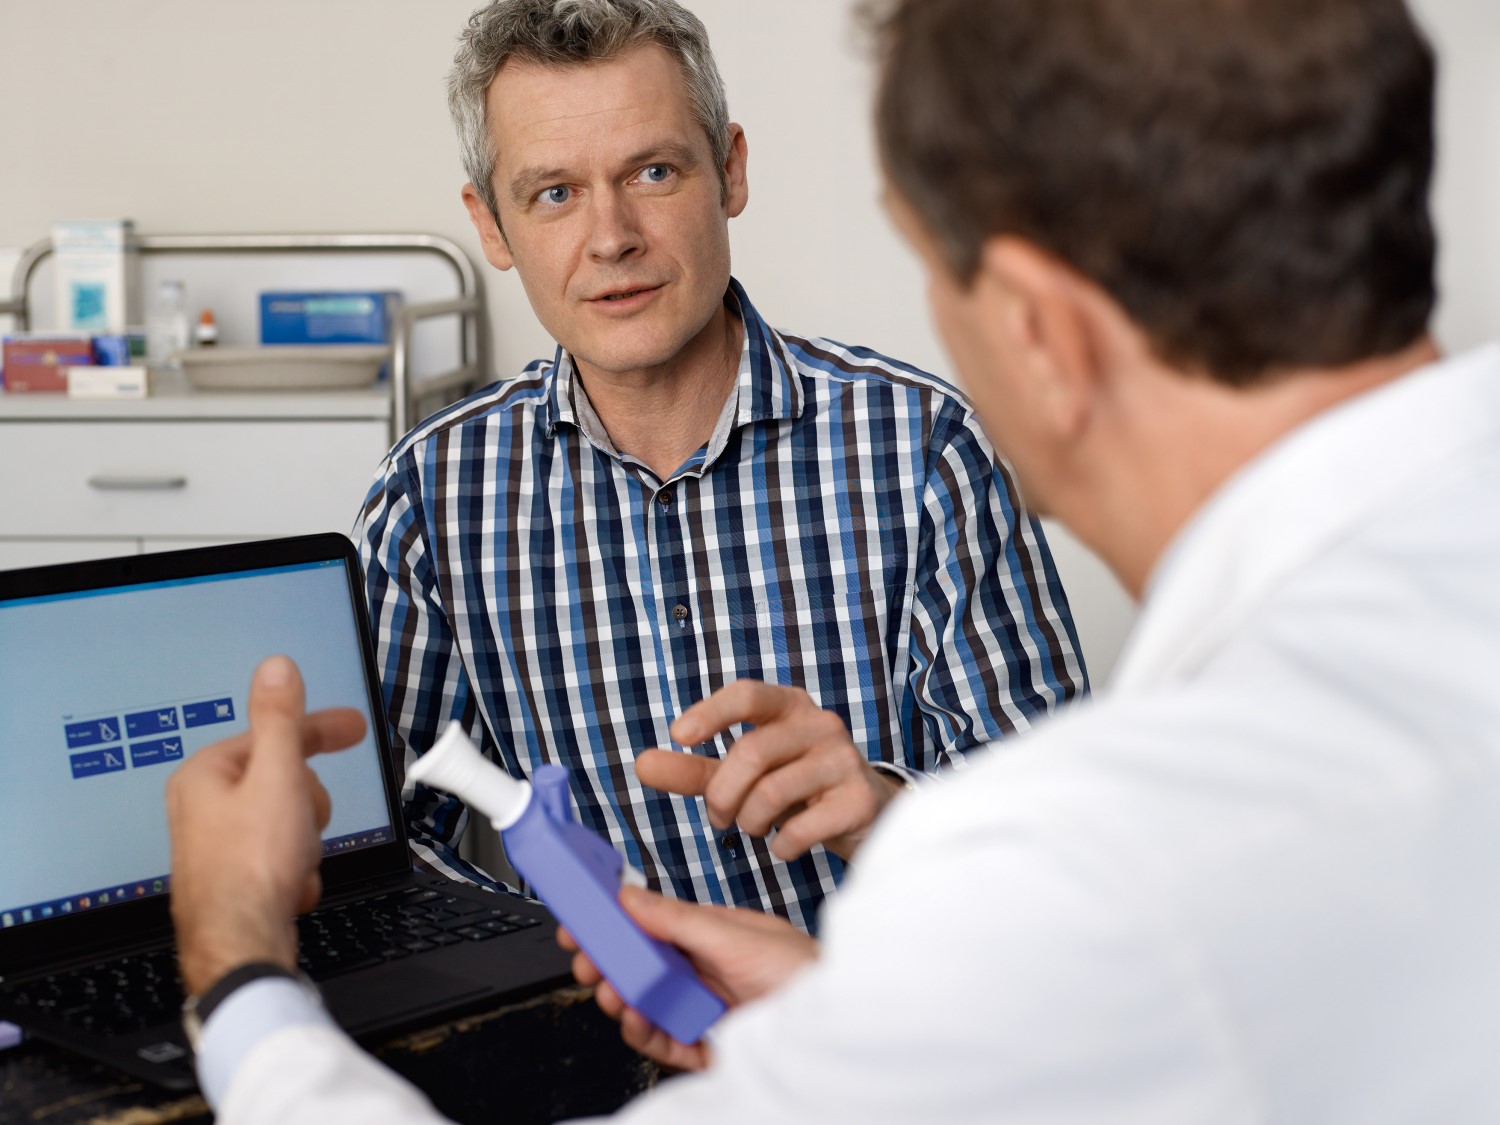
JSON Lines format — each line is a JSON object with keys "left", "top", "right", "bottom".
{"left": 637, "top": 680, "right": 905, "bottom": 861}
{"left": 559, "top": 885, "right": 818, "bottom": 1071}
{"left": 167, "top": 655, "right": 366, "bottom": 996}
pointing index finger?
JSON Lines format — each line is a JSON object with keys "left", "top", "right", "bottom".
{"left": 244, "top": 656, "right": 310, "bottom": 786}
{"left": 299, "top": 709, "right": 369, "bottom": 759}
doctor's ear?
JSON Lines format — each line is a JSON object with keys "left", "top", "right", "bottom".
{"left": 462, "top": 183, "right": 515, "bottom": 272}
{"left": 977, "top": 238, "right": 1106, "bottom": 437}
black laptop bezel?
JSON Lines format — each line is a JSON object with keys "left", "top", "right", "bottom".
{"left": 0, "top": 533, "right": 413, "bottom": 978}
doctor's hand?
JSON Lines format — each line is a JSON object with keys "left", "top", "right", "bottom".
{"left": 167, "top": 655, "right": 366, "bottom": 996}
{"left": 636, "top": 680, "right": 905, "bottom": 861}
{"left": 558, "top": 885, "right": 818, "bottom": 1071}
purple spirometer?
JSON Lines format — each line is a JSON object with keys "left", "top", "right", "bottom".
{"left": 406, "top": 724, "right": 726, "bottom": 1044}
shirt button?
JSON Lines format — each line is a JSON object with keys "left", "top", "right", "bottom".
{"left": 672, "top": 603, "right": 689, "bottom": 622}
{"left": 720, "top": 831, "right": 740, "bottom": 853}
{"left": 657, "top": 488, "right": 674, "bottom": 506}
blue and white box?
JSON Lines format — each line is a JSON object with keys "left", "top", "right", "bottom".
{"left": 259, "top": 291, "right": 401, "bottom": 346}
{"left": 52, "top": 220, "right": 142, "bottom": 333}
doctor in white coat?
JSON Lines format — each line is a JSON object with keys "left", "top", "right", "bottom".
{"left": 165, "top": 0, "right": 1500, "bottom": 1120}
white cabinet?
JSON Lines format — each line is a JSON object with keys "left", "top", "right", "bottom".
{"left": 0, "top": 388, "right": 391, "bottom": 568}
{"left": 1, "top": 231, "right": 488, "bottom": 571}
{"left": 0, "top": 538, "right": 138, "bottom": 571}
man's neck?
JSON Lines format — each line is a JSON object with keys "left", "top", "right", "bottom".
{"left": 1075, "top": 335, "right": 1443, "bottom": 599}
{"left": 573, "top": 304, "right": 744, "bottom": 481}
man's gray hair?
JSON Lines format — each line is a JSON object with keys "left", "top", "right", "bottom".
{"left": 449, "top": 0, "right": 731, "bottom": 219}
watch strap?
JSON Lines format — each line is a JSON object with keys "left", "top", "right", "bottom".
{"left": 181, "top": 961, "right": 311, "bottom": 1050}
{"left": 871, "top": 760, "right": 920, "bottom": 794}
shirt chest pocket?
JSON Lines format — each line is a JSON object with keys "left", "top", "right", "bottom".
{"left": 712, "top": 557, "right": 910, "bottom": 683}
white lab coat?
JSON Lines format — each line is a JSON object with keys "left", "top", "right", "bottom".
{"left": 208, "top": 344, "right": 1500, "bottom": 1124}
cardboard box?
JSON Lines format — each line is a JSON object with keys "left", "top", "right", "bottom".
{"left": 68, "top": 364, "right": 149, "bottom": 399}
{"left": 91, "top": 332, "right": 146, "bottom": 366}
{"left": 52, "top": 219, "right": 142, "bottom": 333}
{"left": 2, "top": 336, "right": 94, "bottom": 393}
{"left": 260, "top": 291, "right": 401, "bottom": 345}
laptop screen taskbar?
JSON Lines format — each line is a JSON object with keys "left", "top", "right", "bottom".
{"left": 0, "top": 826, "right": 395, "bottom": 931}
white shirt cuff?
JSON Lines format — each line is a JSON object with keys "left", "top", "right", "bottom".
{"left": 196, "top": 976, "right": 337, "bottom": 1108}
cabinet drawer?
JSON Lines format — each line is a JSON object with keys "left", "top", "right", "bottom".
{"left": 1, "top": 421, "right": 387, "bottom": 538}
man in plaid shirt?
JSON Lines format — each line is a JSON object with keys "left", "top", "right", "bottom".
{"left": 355, "top": 0, "right": 1085, "bottom": 933}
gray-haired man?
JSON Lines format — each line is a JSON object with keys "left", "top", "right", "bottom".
{"left": 354, "top": 0, "right": 1084, "bottom": 934}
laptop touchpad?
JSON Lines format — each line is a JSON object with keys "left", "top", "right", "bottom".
{"left": 321, "top": 963, "right": 494, "bottom": 1032}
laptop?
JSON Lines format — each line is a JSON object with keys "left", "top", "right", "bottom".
{"left": 0, "top": 534, "right": 573, "bottom": 1089}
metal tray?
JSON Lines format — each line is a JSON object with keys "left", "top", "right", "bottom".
{"left": 174, "top": 344, "right": 390, "bottom": 391}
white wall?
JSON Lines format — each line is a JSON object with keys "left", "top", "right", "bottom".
{"left": 3, "top": 0, "right": 1495, "bottom": 682}
{"left": 1415, "top": 0, "right": 1500, "bottom": 354}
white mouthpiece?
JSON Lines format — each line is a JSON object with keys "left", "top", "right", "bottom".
{"left": 407, "top": 723, "right": 532, "bottom": 830}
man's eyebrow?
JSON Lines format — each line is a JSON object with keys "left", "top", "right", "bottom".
{"left": 506, "top": 141, "right": 705, "bottom": 207}
{"left": 620, "top": 141, "right": 702, "bottom": 174}
{"left": 508, "top": 165, "right": 573, "bottom": 207}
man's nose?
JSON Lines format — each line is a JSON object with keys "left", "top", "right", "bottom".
{"left": 585, "top": 188, "right": 645, "bottom": 262}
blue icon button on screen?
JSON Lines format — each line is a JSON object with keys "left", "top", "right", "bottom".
{"left": 183, "top": 698, "right": 235, "bottom": 728}
{"left": 71, "top": 748, "right": 127, "bottom": 779}
{"left": 65, "top": 718, "right": 121, "bottom": 749}
{"left": 129, "top": 737, "right": 185, "bottom": 768}
{"left": 126, "top": 708, "right": 180, "bottom": 738}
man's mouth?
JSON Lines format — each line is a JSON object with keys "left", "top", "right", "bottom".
{"left": 591, "top": 284, "right": 660, "bottom": 302}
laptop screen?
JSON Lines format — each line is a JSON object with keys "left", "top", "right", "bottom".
{"left": 0, "top": 554, "right": 394, "bottom": 932}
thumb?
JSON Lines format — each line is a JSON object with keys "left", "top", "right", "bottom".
{"left": 617, "top": 885, "right": 721, "bottom": 956}
{"left": 635, "top": 748, "right": 719, "bottom": 797}
{"left": 245, "top": 655, "right": 308, "bottom": 787}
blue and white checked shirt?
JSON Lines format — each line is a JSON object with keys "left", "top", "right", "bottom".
{"left": 355, "top": 280, "right": 1086, "bottom": 932}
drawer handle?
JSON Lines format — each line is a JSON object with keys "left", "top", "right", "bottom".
{"left": 87, "top": 475, "right": 189, "bottom": 492}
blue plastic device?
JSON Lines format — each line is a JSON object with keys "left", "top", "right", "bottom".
{"left": 407, "top": 725, "right": 726, "bottom": 1044}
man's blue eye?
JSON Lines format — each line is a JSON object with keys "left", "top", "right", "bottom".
{"left": 641, "top": 165, "right": 672, "bottom": 183}
{"left": 541, "top": 186, "right": 570, "bottom": 205}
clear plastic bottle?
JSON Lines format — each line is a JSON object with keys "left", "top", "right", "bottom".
{"left": 146, "top": 280, "right": 190, "bottom": 372}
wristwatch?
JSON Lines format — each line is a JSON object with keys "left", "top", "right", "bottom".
{"left": 871, "top": 761, "right": 920, "bottom": 794}
{"left": 181, "top": 962, "right": 320, "bottom": 1053}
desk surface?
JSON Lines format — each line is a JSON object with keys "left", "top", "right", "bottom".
{"left": 0, "top": 384, "right": 393, "bottom": 421}
{"left": 0, "top": 985, "right": 656, "bottom": 1125}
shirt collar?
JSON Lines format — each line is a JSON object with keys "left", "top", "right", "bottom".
{"left": 1110, "top": 343, "right": 1500, "bottom": 694}
{"left": 726, "top": 278, "right": 804, "bottom": 429}
{"left": 541, "top": 277, "right": 805, "bottom": 462}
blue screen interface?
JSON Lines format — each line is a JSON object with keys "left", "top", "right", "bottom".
{"left": 0, "top": 560, "right": 393, "bottom": 930}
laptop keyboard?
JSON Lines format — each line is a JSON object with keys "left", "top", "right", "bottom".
{"left": 1, "top": 885, "right": 543, "bottom": 1037}
{"left": 296, "top": 885, "right": 542, "bottom": 979}
{"left": 4, "top": 946, "right": 181, "bottom": 1037}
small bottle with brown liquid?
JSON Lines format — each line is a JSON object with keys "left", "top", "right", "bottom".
{"left": 194, "top": 308, "right": 219, "bottom": 347}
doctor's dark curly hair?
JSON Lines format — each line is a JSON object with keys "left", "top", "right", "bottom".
{"left": 862, "top": 0, "right": 1438, "bottom": 385}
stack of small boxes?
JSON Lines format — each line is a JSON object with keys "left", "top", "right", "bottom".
{"left": 0, "top": 219, "right": 149, "bottom": 398}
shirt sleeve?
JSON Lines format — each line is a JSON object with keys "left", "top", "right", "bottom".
{"left": 902, "top": 400, "right": 1088, "bottom": 770}
{"left": 207, "top": 745, "right": 1239, "bottom": 1125}
{"left": 352, "top": 452, "right": 505, "bottom": 887}
{"left": 195, "top": 978, "right": 343, "bottom": 1109}
{"left": 592, "top": 780, "right": 1238, "bottom": 1125}
{"left": 204, "top": 986, "right": 610, "bottom": 1125}
{"left": 198, "top": 684, "right": 1157, "bottom": 1125}
{"left": 211, "top": 1017, "right": 454, "bottom": 1125}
